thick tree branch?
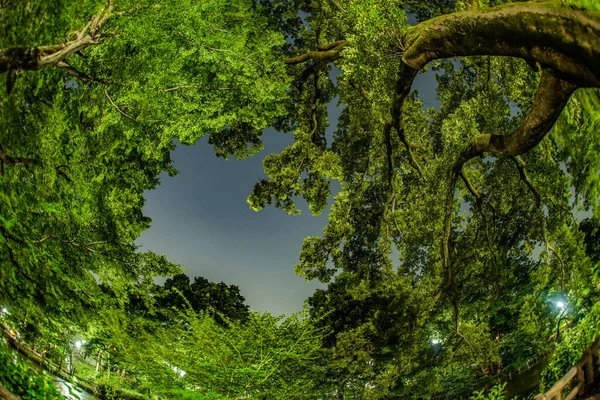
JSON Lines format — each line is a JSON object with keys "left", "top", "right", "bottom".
{"left": 402, "top": 1, "right": 600, "bottom": 87}
{"left": 390, "top": 1, "right": 596, "bottom": 308}
{"left": 438, "top": 73, "right": 573, "bottom": 296}
{"left": 327, "top": 0, "right": 345, "bottom": 13}
{"left": 315, "top": 40, "right": 346, "bottom": 51}
{"left": 391, "top": 195, "right": 403, "bottom": 238}
{"left": 390, "top": 64, "right": 423, "bottom": 176}
{"left": 0, "top": 3, "right": 111, "bottom": 74}
{"left": 384, "top": 125, "right": 393, "bottom": 185}
{"left": 284, "top": 40, "right": 347, "bottom": 65}
{"left": 455, "top": 70, "right": 576, "bottom": 164}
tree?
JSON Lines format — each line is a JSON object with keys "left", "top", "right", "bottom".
{"left": 246, "top": 0, "right": 600, "bottom": 396}
{"left": 80, "top": 301, "right": 327, "bottom": 399}
{"left": 155, "top": 273, "right": 250, "bottom": 324}
{"left": 0, "top": 0, "right": 289, "bottom": 333}
{"left": 2, "top": 0, "right": 600, "bottom": 397}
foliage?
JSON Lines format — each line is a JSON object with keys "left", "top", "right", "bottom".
{"left": 1, "top": 0, "right": 599, "bottom": 398}
{"left": 154, "top": 273, "right": 250, "bottom": 325}
{"left": 0, "top": 0, "right": 288, "bottom": 341}
{"left": 470, "top": 382, "right": 507, "bottom": 400}
{"left": 0, "top": 340, "right": 62, "bottom": 400}
{"left": 85, "top": 306, "right": 326, "bottom": 399}
{"left": 540, "top": 300, "right": 600, "bottom": 390}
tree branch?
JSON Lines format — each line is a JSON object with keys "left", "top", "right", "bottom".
{"left": 0, "top": 3, "right": 112, "bottom": 74}
{"left": 0, "top": 144, "right": 38, "bottom": 167}
{"left": 453, "top": 299, "right": 475, "bottom": 352}
{"left": 55, "top": 166, "right": 73, "bottom": 183}
{"left": 348, "top": 80, "right": 369, "bottom": 100}
{"left": 0, "top": 145, "right": 73, "bottom": 183}
{"left": 327, "top": 0, "right": 345, "bottom": 13}
{"left": 460, "top": 168, "right": 481, "bottom": 199}
{"left": 104, "top": 89, "right": 136, "bottom": 121}
{"left": 284, "top": 40, "right": 347, "bottom": 65}
{"left": 512, "top": 155, "right": 566, "bottom": 287}
{"left": 454, "top": 70, "right": 576, "bottom": 164}
{"left": 56, "top": 61, "right": 108, "bottom": 84}
{"left": 316, "top": 40, "right": 347, "bottom": 51}
{"left": 0, "top": 225, "right": 23, "bottom": 244}
{"left": 402, "top": 1, "right": 600, "bottom": 87}
{"left": 437, "top": 167, "right": 459, "bottom": 301}
{"left": 389, "top": 64, "right": 423, "bottom": 176}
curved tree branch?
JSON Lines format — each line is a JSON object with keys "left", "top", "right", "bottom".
{"left": 388, "top": 64, "right": 423, "bottom": 176}
{"left": 455, "top": 70, "right": 576, "bottom": 163}
{"left": 402, "top": 1, "right": 600, "bottom": 87}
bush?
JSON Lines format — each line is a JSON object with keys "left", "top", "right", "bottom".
{"left": 470, "top": 383, "right": 507, "bottom": 400}
{"left": 0, "top": 339, "right": 62, "bottom": 400}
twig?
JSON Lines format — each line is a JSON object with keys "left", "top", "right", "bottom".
{"left": 512, "top": 155, "right": 566, "bottom": 288}
{"left": 104, "top": 89, "right": 136, "bottom": 121}
{"left": 56, "top": 61, "right": 108, "bottom": 84}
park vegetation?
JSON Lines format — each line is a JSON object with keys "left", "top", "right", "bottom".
{"left": 0, "top": 0, "right": 599, "bottom": 398}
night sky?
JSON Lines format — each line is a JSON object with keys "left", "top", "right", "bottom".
{"left": 136, "top": 69, "right": 440, "bottom": 317}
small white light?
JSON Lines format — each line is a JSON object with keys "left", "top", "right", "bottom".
{"left": 1, "top": 308, "right": 7, "bottom": 314}
{"left": 431, "top": 339, "right": 440, "bottom": 345}
{"left": 75, "top": 340, "right": 82, "bottom": 349}
{"left": 557, "top": 301, "right": 565, "bottom": 309}
{"left": 171, "top": 365, "right": 186, "bottom": 378}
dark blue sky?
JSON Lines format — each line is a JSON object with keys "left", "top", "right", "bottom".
{"left": 137, "top": 68, "right": 440, "bottom": 316}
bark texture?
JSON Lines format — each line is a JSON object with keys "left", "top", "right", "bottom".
{"left": 0, "top": 4, "right": 111, "bottom": 74}
{"left": 402, "top": 1, "right": 600, "bottom": 87}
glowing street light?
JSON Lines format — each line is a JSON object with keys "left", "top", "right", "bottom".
{"left": 556, "top": 301, "right": 565, "bottom": 310}
{"left": 431, "top": 339, "right": 440, "bottom": 345}
{"left": 75, "top": 340, "right": 83, "bottom": 350}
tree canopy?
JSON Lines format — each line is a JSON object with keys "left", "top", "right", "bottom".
{"left": 1, "top": 0, "right": 599, "bottom": 398}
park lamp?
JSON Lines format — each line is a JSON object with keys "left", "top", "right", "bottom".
{"left": 556, "top": 301, "right": 565, "bottom": 310}
{"left": 75, "top": 340, "right": 83, "bottom": 350}
{"left": 431, "top": 338, "right": 441, "bottom": 345}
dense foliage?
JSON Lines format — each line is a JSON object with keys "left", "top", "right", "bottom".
{"left": 0, "top": 339, "right": 62, "bottom": 400}
{"left": 0, "top": 0, "right": 599, "bottom": 398}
